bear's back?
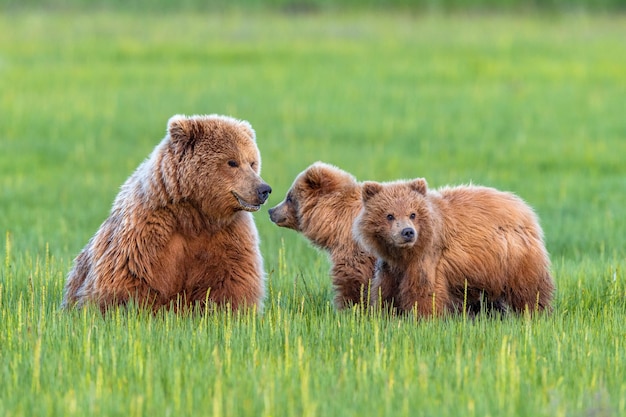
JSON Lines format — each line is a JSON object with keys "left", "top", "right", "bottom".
{"left": 436, "top": 185, "right": 542, "bottom": 237}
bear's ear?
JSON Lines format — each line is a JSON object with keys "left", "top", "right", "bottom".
{"left": 167, "top": 115, "right": 196, "bottom": 148}
{"left": 362, "top": 181, "right": 383, "bottom": 202}
{"left": 238, "top": 120, "right": 256, "bottom": 143}
{"left": 409, "top": 178, "right": 428, "bottom": 196}
{"left": 303, "top": 164, "right": 332, "bottom": 191}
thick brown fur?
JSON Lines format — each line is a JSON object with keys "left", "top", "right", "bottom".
{"left": 354, "top": 179, "right": 554, "bottom": 317}
{"left": 62, "top": 114, "right": 272, "bottom": 313}
{"left": 268, "top": 162, "right": 375, "bottom": 309}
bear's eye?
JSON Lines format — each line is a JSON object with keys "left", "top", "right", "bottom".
{"left": 286, "top": 193, "right": 293, "bottom": 204}
{"left": 410, "top": 213, "right": 416, "bottom": 220}
{"left": 227, "top": 160, "right": 239, "bottom": 168}
{"left": 386, "top": 214, "right": 395, "bottom": 221}
{"left": 250, "top": 161, "right": 256, "bottom": 169}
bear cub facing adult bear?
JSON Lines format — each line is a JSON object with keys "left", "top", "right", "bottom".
{"left": 268, "top": 162, "right": 375, "bottom": 309}
{"left": 62, "top": 114, "right": 271, "bottom": 313}
{"left": 354, "top": 178, "right": 554, "bottom": 317}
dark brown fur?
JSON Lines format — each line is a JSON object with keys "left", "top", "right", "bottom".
{"left": 354, "top": 179, "right": 554, "bottom": 317}
{"left": 268, "top": 162, "right": 375, "bottom": 309}
{"left": 62, "top": 114, "right": 272, "bottom": 312}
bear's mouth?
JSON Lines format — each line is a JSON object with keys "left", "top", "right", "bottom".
{"left": 232, "top": 192, "right": 261, "bottom": 212}
{"left": 395, "top": 241, "right": 415, "bottom": 248}
{"left": 393, "top": 236, "right": 417, "bottom": 248}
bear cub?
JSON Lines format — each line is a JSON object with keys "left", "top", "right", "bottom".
{"left": 354, "top": 178, "right": 554, "bottom": 317}
{"left": 62, "top": 114, "right": 271, "bottom": 313}
{"left": 268, "top": 162, "right": 375, "bottom": 309}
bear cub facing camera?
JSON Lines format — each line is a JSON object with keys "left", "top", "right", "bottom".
{"left": 268, "top": 162, "right": 375, "bottom": 309}
{"left": 62, "top": 114, "right": 271, "bottom": 313}
{"left": 354, "top": 178, "right": 554, "bottom": 317}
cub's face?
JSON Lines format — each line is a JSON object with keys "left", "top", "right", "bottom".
{"left": 167, "top": 115, "right": 271, "bottom": 214}
{"left": 268, "top": 162, "right": 359, "bottom": 248}
{"left": 385, "top": 210, "right": 419, "bottom": 248}
{"left": 355, "top": 179, "right": 429, "bottom": 257}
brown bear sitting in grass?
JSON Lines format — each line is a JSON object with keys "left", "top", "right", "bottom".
{"left": 268, "top": 162, "right": 375, "bottom": 309}
{"left": 62, "top": 114, "right": 272, "bottom": 313}
{"left": 353, "top": 178, "right": 554, "bottom": 317}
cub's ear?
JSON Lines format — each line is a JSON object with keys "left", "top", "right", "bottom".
{"left": 409, "top": 178, "right": 428, "bottom": 196}
{"left": 303, "top": 163, "right": 336, "bottom": 192}
{"left": 362, "top": 181, "right": 383, "bottom": 202}
{"left": 303, "top": 165, "right": 322, "bottom": 190}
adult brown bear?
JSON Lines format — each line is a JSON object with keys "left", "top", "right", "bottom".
{"left": 62, "top": 114, "right": 271, "bottom": 312}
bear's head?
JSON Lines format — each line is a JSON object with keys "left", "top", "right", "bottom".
{"left": 268, "top": 162, "right": 361, "bottom": 250}
{"left": 354, "top": 178, "right": 432, "bottom": 262}
{"left": 165, "top": 114, "right": 271, "bottom": 216}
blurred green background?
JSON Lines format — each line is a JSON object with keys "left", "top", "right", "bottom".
{"left": 2, "top": 0, "right": 626, "bottom": 12}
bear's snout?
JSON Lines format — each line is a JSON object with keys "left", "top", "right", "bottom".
{"left": 401, "top": 227, "right": 416, "bottom": 242}
{"left": 268, "top": 203, "right": 288, "bottom": 224}
{"left": 268, "top": 206, "right": 276, "bottom": 218}
{"left": 390, "top": 223, "right": 417, "bottom": 247}
{"left": 268, "top": 202, "right": 298, "bottom": 230}
{"left": 257, "top": 183, "right": 272, "bottom": 204}
{"left": 232, "top": 181, "right": 271, "bottom": 212}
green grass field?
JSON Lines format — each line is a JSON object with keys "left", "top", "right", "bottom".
{"left": 1, "top": 8, "right": 625, "bottom": 417}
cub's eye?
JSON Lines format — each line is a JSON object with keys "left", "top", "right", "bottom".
{"left": 250, "top": 162, "right": 257, "bottom": 169}
{"left": 386, "top": 214, "right": 395, "bottom": 221}
{"left": 228, "top": 160, "right": 239, "bottom": 168}
{"left": 410, "top": 213, "right": 416, "bottom": 220}
{"left": 286, "top": 194, "right": 293, "bottom": 204}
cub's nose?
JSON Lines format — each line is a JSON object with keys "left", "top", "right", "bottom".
{"left": 257, "top": 183, "right": 272, "bottom": 204}
{"left": 268, "top": 206, "right": 280, "bottom": 223}
{"left": 401, "top": 227, "right": 415, "bottom": 242}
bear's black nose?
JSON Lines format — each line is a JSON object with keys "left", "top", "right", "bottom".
{"left": 401, "top": 227, "right": 415, "bottom": 242}
{"left": 268, "top": 207, "right": 280, "bottom": 223}
{"left": 258, "top": 183, "right": 272, "bottom": 204}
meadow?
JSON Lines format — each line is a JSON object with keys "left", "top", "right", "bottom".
{"left": 1, "top": 6, "right": 625, "bottom": 417}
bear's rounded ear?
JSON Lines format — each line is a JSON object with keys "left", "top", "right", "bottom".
{"left": 362, "top": 181, "right": 383, "bottom": 202}
{"left": 409, "top": 178, "right": 428, "bottom": 196}
{"left": 167, "top": 114, "right": 192, "bottom": 145}
{"left": 303, "top": 164, "right": 327, "bottom": 191}
{"left": 239, "top": 120, "right": 256, "bottom": 143}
